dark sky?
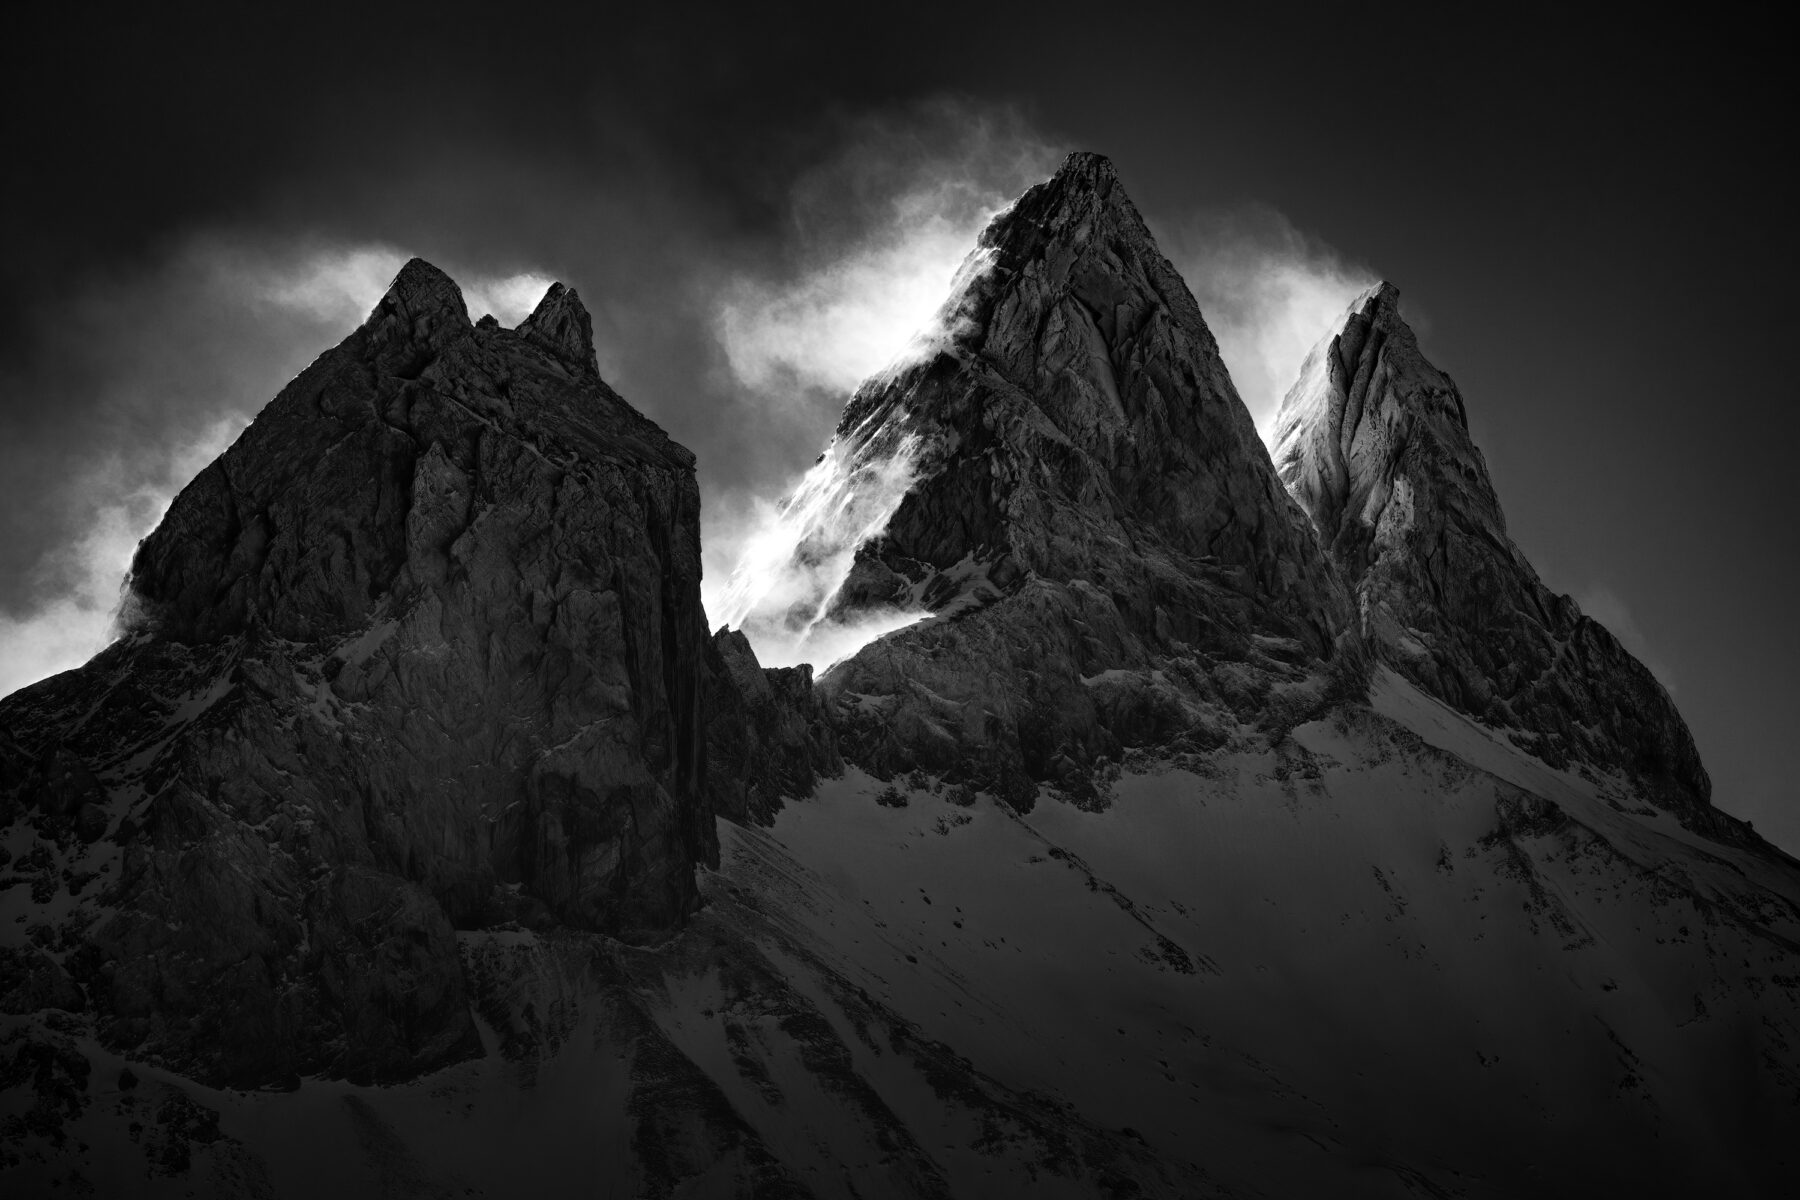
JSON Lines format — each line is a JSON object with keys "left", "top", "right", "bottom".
{"left": 4, "top": 4, "right": 1794, "bottom": 849}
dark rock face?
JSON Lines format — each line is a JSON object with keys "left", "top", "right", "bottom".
{"left": 0, "top": 260, "right": 735, "bottom": 1083}
{"left": 704, "top": 629, "right": 841, "bottom": 825}
{"left": 1272, "top": 283, "right": 1712, "bottom": 814}
{"left": 811, "top": 152, "right": 1356, "bottom": 801}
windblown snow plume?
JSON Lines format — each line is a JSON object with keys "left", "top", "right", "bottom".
{"left": 1165, "top": 205, "right": 1376, "bottom": 445}
{"left": 714, "top": 109, "right": 1056, "bottom": 401}
{"left": 703, "top": 104, "right": 1057, "bottom": 670}
{"left": 712, "top": 417, "right": 928, "bottom": 671}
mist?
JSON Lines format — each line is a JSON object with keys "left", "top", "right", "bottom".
{"left": 1162, "top": 204, "right": 1377, "bottom": 444}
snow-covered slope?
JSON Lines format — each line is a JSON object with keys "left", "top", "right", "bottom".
{"left": 10, "top": 670, "right": 1795, "bottom": 1197}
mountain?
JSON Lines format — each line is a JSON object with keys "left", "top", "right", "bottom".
{"left": 784, "top": 152, "right": 1358, "bottom": 805}
{"left": 1271, "top": 283, "right": 1717, "bottom": 823}
{"left": 5, "top": 158, "right": 1800, "bottom": 1198}
{"left": 0, "top": 261, "right": 825, "bottom": 1087}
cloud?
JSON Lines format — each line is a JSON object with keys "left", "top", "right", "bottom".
{"left": 0, "top": 416, "right": 243, "bottom": 697}
{"left": 711, "top": 102, "right": 1060, "bottom": 404}
{"left": 0, "top": 239, "right": 553, "bottom": 699}
{"left": 1575, "top": 584, "right": 1677, "bottom": 693}
{"left": 1162, "top": 205, "right": 1377, "bottom": 443}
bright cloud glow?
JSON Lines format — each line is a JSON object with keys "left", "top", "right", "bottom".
{"left": 716, "top": 202, "right": 1000, "bottom": 398}
{"left": 1167, "top": 206, "right": 1377, "bottom": 446}
{"left": 251, "top": 244, "right": 553, "bottom": 329}
{"left": 465, "top": 272, "right": 555, "bottom": 325}
{"left": 0, "top": 416, "right": 244, "bottom": 697}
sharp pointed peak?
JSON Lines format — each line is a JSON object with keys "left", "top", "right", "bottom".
{"left": 1050, "top": 150, "right": 1119, "bottom": 187}
{"left": 379, "top": 257, "right": 469, "bottom": 324}
{"left": 518, "top": 280, "right": 598, "bottom": 373}
{"left": 1024, "top": 150, "right": 1127, "bottom": 215}
{"left": 1355, "top": 280, "right": 1402, "bottom": 312}
{"left": 975, "top": 148, "right": 1157, "bottom": 272}
{"left": 361, "top": 257, "right": 471, "bottom": 357}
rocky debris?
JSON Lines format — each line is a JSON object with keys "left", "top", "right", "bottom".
{"left": 0, "top": 948, "right": 84, "bottom": 1015}
{"left": 0, "top": 1030, "right": 91, "bottom": 1163}
{"left": 0, "top": 259, "right": 750, "bottom": 1085}
{"left": 704, "top": 630, "right": 841, "bottom": 825}
{"left": 808, "top": 152, "right": 1356, "bottom": 802}
{"left": 1273, "top": 284, "right": 1714, "bottom": 817}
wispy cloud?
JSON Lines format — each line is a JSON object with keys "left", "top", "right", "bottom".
{"left": 1163, "top": 204, "right": 1376, "bottom": 444}
{"left": 712, "top": 103, "right": 1059, "bottom": 403}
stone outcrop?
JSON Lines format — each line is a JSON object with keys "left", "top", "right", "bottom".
{"left": 0, "top": 259, "right": 797, "bottom": 1085}
{"left": 1272, "top": 283, "right": 1711, "bottom": 814}
{"left": 801, "top": 152, "right": 1357, "bottom": 802}
{"left": 704, "top": 629, "right": 841, "bottom": 825}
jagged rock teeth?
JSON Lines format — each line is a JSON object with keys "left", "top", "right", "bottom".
{"left": 1273, "top": 283, "right": 1713, "bottom": 816}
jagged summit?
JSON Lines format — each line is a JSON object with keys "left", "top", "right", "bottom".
{"left": 1274, "top": 284, "right": 1715, "bottom": 816}
{"left": 1273, "top": 280, "right": 1495, "bottom": 573}
{"left": 518, "top": 280, "right": 599, "bottom": 372}
{"left": 781, "top": 152, "right": 1354, "bottom": 799}
{"left": 365, "top": 256, "right": 472, "bottom": 357}
{"left": 834, "top": 148, "right": 1333, "bottom": 617}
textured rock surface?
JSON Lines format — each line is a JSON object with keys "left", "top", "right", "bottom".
{"left": 1272, "top": 284, "right": 1714, "bottom": 817}
{"left": 810, "top": 152, "right": 1356, "bottom": 801}
{"left": 704, "top": 629, "right": 841, "bottom": 825}
{"left": 0, "top": 260, "right": 737, "bottom": 1084}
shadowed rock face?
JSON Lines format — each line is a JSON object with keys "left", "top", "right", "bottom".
{"left": 704, "top": 629, "right": 841, "bottom": 826}
{"left": 1272, "top": 283, "right": 1713, "bottom": 816}
{"left": 0, "top": 259, "right": 783, "bottom": 1084}
{"left": 814, "top": 152, "right": 1356, "bottom": 802}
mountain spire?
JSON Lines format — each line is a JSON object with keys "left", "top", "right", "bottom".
{"left": 786, "top": 151, "right": 1354, "bottom": 802}
{"left": 518, "top": 281, "right": 598, "bottom": 373}
{"left": 1274, "top": 285, "right": 1712, "bottom": 814}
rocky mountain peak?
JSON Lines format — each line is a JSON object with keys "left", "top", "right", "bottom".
{"left": 1274, "top": 285, "right": 1713, "bottom": 815}
{"left": 0, "top": 256, "right": 829, "bottom": 1085}
{"left": 972, "top": 149, "right": 1129, "bottom": 258}
{"left": 518, "top": 280, "right": 599, "bottom": 373}
{"left": 365, "top": 256, "right": 472, "bottom": 359}
{"left": 1273, "top": 281, "right": 1499, "bottom": 582}
{"left": 788, "top": 153, "right": 1355, "bottom": 801}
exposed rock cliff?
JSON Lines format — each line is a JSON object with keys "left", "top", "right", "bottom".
{"left": 800, "top": 152, "right": 1356, "bottom": 801}
{"left": 704, "top": 629, "right": 841, "bottom": 825}
{"left": 0, "top": 260, "right": 820, "bottom": 1085}
{"left": 1272, "top": 283, "right": 1714, "bottom": 817}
